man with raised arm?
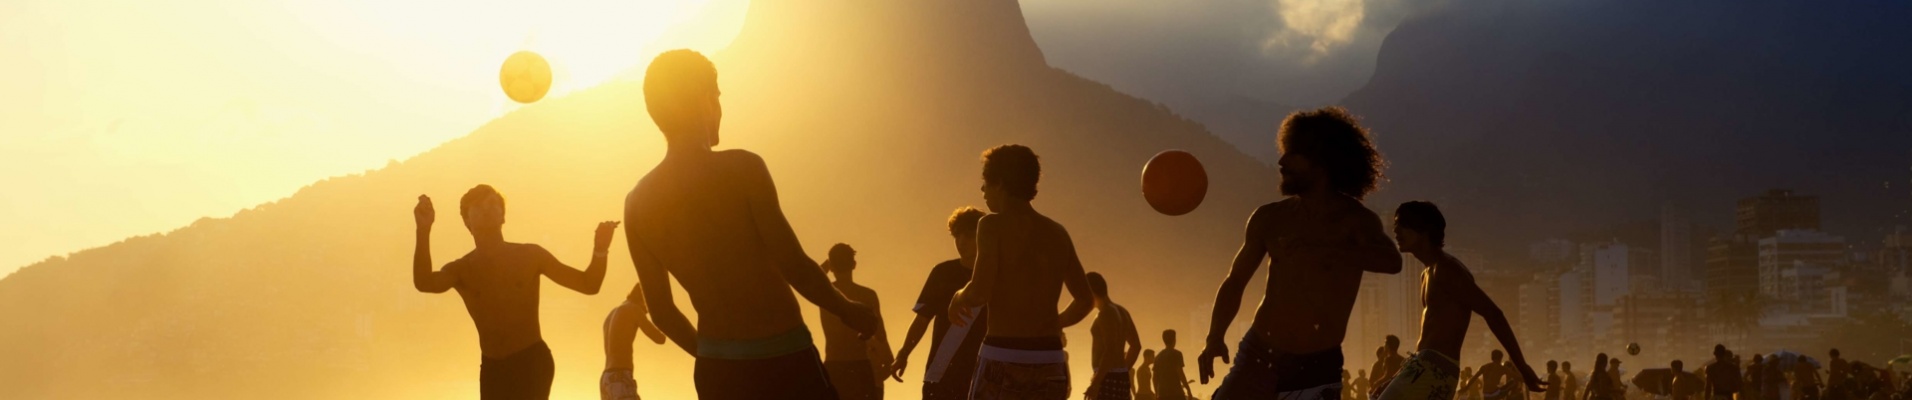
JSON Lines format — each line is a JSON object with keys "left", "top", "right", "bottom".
{"left": 1198, "top": 107, "right": 1404, "bottom": 400}
{"left": 411, "top": 185, "right": 619, "bottom": 399}
{"left": 820, "top": 243, "right": 894, "bottom": 400}
{"left": 947, "top": 144, "right": 1095, "bottom": 400}
{"left": 621, "top": 49, "right": 880, "bottom": 400}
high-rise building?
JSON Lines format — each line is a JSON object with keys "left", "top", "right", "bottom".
{"left": 1662, "top": 204, "right": 1695, "bottom": 287}
{"left": 1583, "top": 241, "right": 1633, "bottom": 306}
{"left": 1736, "top": 189, "right": 1820, "bottom": 236}
{"left": 1757, "top": 230, "right": 1846, "bottom": 299}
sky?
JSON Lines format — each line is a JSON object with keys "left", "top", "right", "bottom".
{"left": 0, "top": 0, "right": 1415, "bottom": 274}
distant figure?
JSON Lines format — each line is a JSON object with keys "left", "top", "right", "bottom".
{"left": 1376, "top": 202, "right": 1545, "bottom": 400}
{"left": 1762, "top": 357, "right": 1785, "bottom": 400}
{"left": 1795, "top": 358, "right": 1824, "bottom": 400}
{"left": 410, "top": 186, "right": 617, "bottom": 399}
{"left": 1459, "top": 367, "right": 1479, "bottom": 400}
{"left": 1672, "top": 360, "right": 1694, "bottom": 400}
{"left": 1137, "top": 350, "right": 1158, "bottom": 400}
{"left": 1587, "top": 354, "right": 1615, "bottom": 400}
{"left": 1612, "top": 359, "right": 1629, "bottom": 400}
{"left": 821, "top": 244, "right": 895, "bottom": 400}
{"left": 1563, "top": 362, "right": 1579, "bottom": 400}
{"left": 1373, "top": 336, "right": 1407, "bottom": 396}
{"left": 622, "top": 49, "right": 879, "bottom": 400}
{"left": 1085, "top": 272, "right": 1144, "bottom": 400}
{"left": 1548, "top": 361, "right": 1564, "bottom": 400}
{"left": 1200, "top": 106, "right": 1404, "bottom": 400}
{"left": 947, "top": 144, "right": 1095, "bottom": 400}
{"left": 887, "top": 207, "right": 987, "bottom": 400}
{"left": 1748, "top": 355, "right": 1767, "bottom": 400}
{"left": 602, "top": 283, "right": 667, "bottom": 400}
{"left": 1703, "top": 345, "right": 1742, "bottom": 400}
{"left": 1356, "top": 369, "right": 1371, "bottom": 400}
{"left": 1155, "top": 330, "right": 1193, "bottom": 400}
{"left": 1827, "top": 349, "right": 1850, "bottom": 400}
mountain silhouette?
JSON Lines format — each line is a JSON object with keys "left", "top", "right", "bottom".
{"left": 0, "top": 1, "right": 1290, "bottom": 398}
{"left": 1339, "top": 0, "right": 1912, "bottom": 254}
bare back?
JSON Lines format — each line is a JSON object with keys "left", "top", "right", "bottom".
{"left": 447, "top": 243, "right": 556, "bottom": 357}
{"left": 1247, "top": 198, "right": 1381, "bottom": 352}
{"left": 625, "top": 150, "right": 806, "bottom": 340}
{"left": 1416, "top": 253, "right": 1477, "bottom": 359}
{"left": 979, "top": 212, "right": 1082, "bottom": 339}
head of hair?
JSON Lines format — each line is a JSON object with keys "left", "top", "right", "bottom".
{"left": 1163, "top": 329, "right": 1177, "bottom": 343}
{"left": 1831, "top": 348, "right": 1841, "bottom": 358}
{"left": 947, "top": 206, "right": 986, "bottom": 237}
{"left": 829, "top": 243, "right": 855, "bottom": 261}
{"left": 1086, "top": 271, "right": 1109, "bottom": 298}
{"left": 643, "top": 50, "right": 719, "bottom": 143}
{"left": 1385, "top": 335, "right": 1400, "bottom": 349}
{"left": 1548, "top": 360, "right": 1559, "bottom": 370}
{"left": 1715, "top": 344, "right": 1730, "bottom": 357}
{"left": 1394, "top": 201, "right": 1447, "bottom": 248}
{"left": 1277, "top": 106, "right": 1385, "bottom": 199}
{"left": 981, "top": 145, "right": 1041, "bottom": 201}
{"left": 461, "top": 184, "right": 505, "bottom": 218}
{"left": 1673, "top": 360, "right": 1685, "bottom": 370}
{"left": 1492, "top": 349, "right": 1504, "bottom": 361}
{"left": 1563, "top": 361, "right": 1573, "bottom": 370}
{"left": 1595, "top": 353, "right": 1610, "bottom": 370}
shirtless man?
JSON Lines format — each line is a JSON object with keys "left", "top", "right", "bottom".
{"left": 947, "top": 144, "right": 1095, "bottom": 400}
{"left": 1702, "top": 345, "right": 1742, "bottom": 400}
{"left": 1085, "top": 271, "right": 1144, "bottom": 400}
{"left": 1372, "top": 336, "right": 1406, "bottom": 396}
{"left": 601, "top": 283, "right": 667, "bottom": 400}
{"left": 820, "top": 243, "right": 894, "bottom": 400}
{"left": 1200, "top": 106, "right": 1404, "bottom": 400}
{"left": 887, "top": 207, "right": 987, "bottom": 400}
{"left": 622, "top": 49, "right": 880, "bottom": 400}
{"left": 1547, "top": 361, "right": 1564, "bottom": 400}
{"left": 1375, "top": 202, "right": 1545, "bottom": 400}
{"left": 411, "top": 185, "right": 618, "bottom": 399}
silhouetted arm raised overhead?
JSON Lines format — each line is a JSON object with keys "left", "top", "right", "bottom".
{"left": 534, "top": 221, "right": 619, "bottom": 295}
{"left": 412, "top": 195, "right": 457, "bottom": 293}
{"left": 1056, "top": 229, "right": 1094, "bottom": 328}
{"left": 730, "top": 151, "right": 880, "bottom": 335}
{"left": 1198, "top": 204, "right": 1274, "bottom": 383}
{"left": 627, "top": 229, "right": 699, "bottom": 356}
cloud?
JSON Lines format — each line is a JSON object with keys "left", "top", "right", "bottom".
{"left": 1262, "top": 0, "right": 1368, "bottom": 63}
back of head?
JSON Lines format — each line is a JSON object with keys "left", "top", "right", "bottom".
{"left": 1674, "top": 360, "right": 1685, "bottom": 371}
{"left": 1385, "top": 334, "right": 1400, "bottom": 349}
{"left": 827, "top": 243, "right": 856, "bottom": 272}
{"left": 1278, "top": 106, "right": 1385, "bottom": 199}
{"left": 1596, "top": 353, "right": 1610, "bottom": 370}
{"left": 643, "top": 50, "right": 718, "bottom": 143}
{"left": 1163, "top": 329, "right": 1177, "bottom": 345}
{"left": 947, "top": 206, "right": 986, "bottom": 237}
{"left": 1492, "top": 349, "right": 1504, "bottom": 361}
{"left": 1394, "top": 201, "right": 1447, "bottom": 248}
{"left": 1831, "top": 348, "right": 1841, "bottom": 358}
{"left": 981, "top": 144, "right": 1041, "bottom": 201}
{"left": 1716, "top": 344, "right": 1730, "bottom": 358}
{"left": 1086, "top": 271, "right": 1109, "bottom": 299}
{"left": 461, "top": 184, "right": 506, "bottom": 218}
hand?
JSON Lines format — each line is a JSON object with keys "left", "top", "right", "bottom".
{"left": 888, "top": 358, "right": 909, "bottom": 382}
{"left": 1518, "top": 363, "right": 1549, "bottom": 393}
{"left": 414, "top": 195, "right": 435, "bottom": 231}
{"left": 1198, "top": 336, "right": 1231, "bottom": 384}
{"left": 835, "top": 300, "right": 882, "bottom": 339}
{"left": 594, "top": 221, "right": 621, "bottom": 251}
{"left": 948, "top": 301, "right": 976, "bottom": 328}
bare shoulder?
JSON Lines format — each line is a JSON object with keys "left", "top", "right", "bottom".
{"left": 714, "top": 149, "right": 769, "bottom": 173}
{"left": 1247, "top": 200, "right": 1293, "bottom": 228}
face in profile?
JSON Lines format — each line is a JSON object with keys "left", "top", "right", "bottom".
{"left": 954, "top": 232, "right": 978, "bottom": 268}
{"left": 1277, "top": 152, "right": 1321, "bottom": 196}
{"left": 698, "top": 90, "right": 723, "bottom": 147}
{"left": 981, "top": 182, "right": 1008, "bottom": 212}
{"left": 462, "top": 194, "right": 505, "bottom": 233}
{"left": 1392, "top": 224, "right": 1428, "bottom": 254}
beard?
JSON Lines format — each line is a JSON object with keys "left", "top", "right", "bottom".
{"left": 1279, "top": 174, "right": 1309, "bottom": 195}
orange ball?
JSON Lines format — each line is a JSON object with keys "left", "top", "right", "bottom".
{"left": 1142, "top": 150, "right": 1208, "bottom": 216}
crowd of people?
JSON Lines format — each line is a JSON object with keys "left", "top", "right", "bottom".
{"left": 400, "top": 48, "right": 1912, "bottom": 400}
{"left": 1333, "top": 345, "right": 1912, "bottom": 400}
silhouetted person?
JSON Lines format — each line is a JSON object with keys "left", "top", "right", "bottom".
{"left": 1564, "top": 362, "right": 1580, "bottom": 400}
{"left": 411, "top": 186, "right": 618, "bottom": 399}
{"left": 602, "top": 283, "right": 667, "bottom": 400}
{"left": 1461, "top": 367, "right": 1481, "bottom": 400}
{"left": 1703, "top": 346, "right": 1742, "bottom": 400}
{"left": 1673, "top": 360, "right": 1694, "bottom": 400}
{"left": 1796, "top": 358, "right": 1824, "bottom": 400}
{"left": 1356, "top": 369, "right": 1370, "bottom": 400}
{"left": 1377, "top": 202, "right": 1544, "bottom": 400}
{"left": 1137, "top": 350, "right": 1158, "bottom": 400}
{"left": 887, "top": 207, "right": 987, "bottom": 399}
{"left": 946, "top": 144, "right": 1095, "bottom": 399}
{"left": 1200, "top": 107, "right": 1404, "bottom": 400}
{"left": 821, "top": 244, "right": 894, "bottom": 400}
{"left": 1762, "top": 357, "right": 1785, "bottom": 400}
{"left": 1155, "top": 330, "right": 1193, "bottom": 400}
{"left": 1748, "top": 355, "right": 1767, "bottom": 400}
{"left": 1085, "top": 272, "right": 1143, "bottom": 400}
{"left": 1548, "top": 361, "right": 1564, "bottom": 400}
{"left": 1829, "top": 349, "right": 1850, "bottom": 400}
{"left": 1588, "top": 354, "right": 1616, "bottom": 400}
{"left": 1372, "top": 336, "right": 1407, "bottom": 396}
{"left": 1611, "top": 359, "right": 1628, "bottom": 400}
{"left": 622, "top": 49, "right": 878, "bottom": 400}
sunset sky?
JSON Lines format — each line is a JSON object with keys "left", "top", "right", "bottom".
{"left": 1, "top": 0, "right": 1405, "bottom": 274}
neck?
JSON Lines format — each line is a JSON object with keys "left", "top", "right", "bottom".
{"left": 472, "top": 231, "right": 505, "bottom": 250}
{"left": 664, "top": 138, "right": 712, "bottom": 157}
{"left": 834, "top": 270, "right": 855, "bottom": 283}
{"left": 996, "top": 200, "right": 1035, "bottom": 214}
{"left": 1412, "top": 249, "right": 1444, "bottom": 267}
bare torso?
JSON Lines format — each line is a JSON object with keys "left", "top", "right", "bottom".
{"left": 625, "top": 150, "right": 806, "bottom": 340}
{"left": 1247, "top": 198, "right": 1377, "bottom": 353}
{"left": 448, "top": 243, "right": 554, "bottom": 358}
{"left": 982, "top": 211, "right": 1076, "bottom": 339}
{"left": 822, "top": 281, "right": 880, "bottom": 361}
{"left": 1415, "top": 253, "right": 1475, "bottom": 359}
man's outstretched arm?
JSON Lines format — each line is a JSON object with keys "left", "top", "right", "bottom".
{"left": 1465, "top": 271, "right": 1546, "bottom": 393}
{"left": 888, "top": 312, "right": 934, "bottom": 381}
{"left": 412, "top": 195, "right": 457, "bottom": 293}
{"left": 950, "top": 215, "right": 1003, "bottom": 326}
{"left": 628, "top": 232, "right": 698, "bottom": 356}
{"left": 536, "top": 221, "right": 619, "bottom": 295}
{"left": 734, "top": 152, "right": 879, "bottom": 335}
{"left": 1198, "top": 206, "right": 1274, "bottom": 383}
